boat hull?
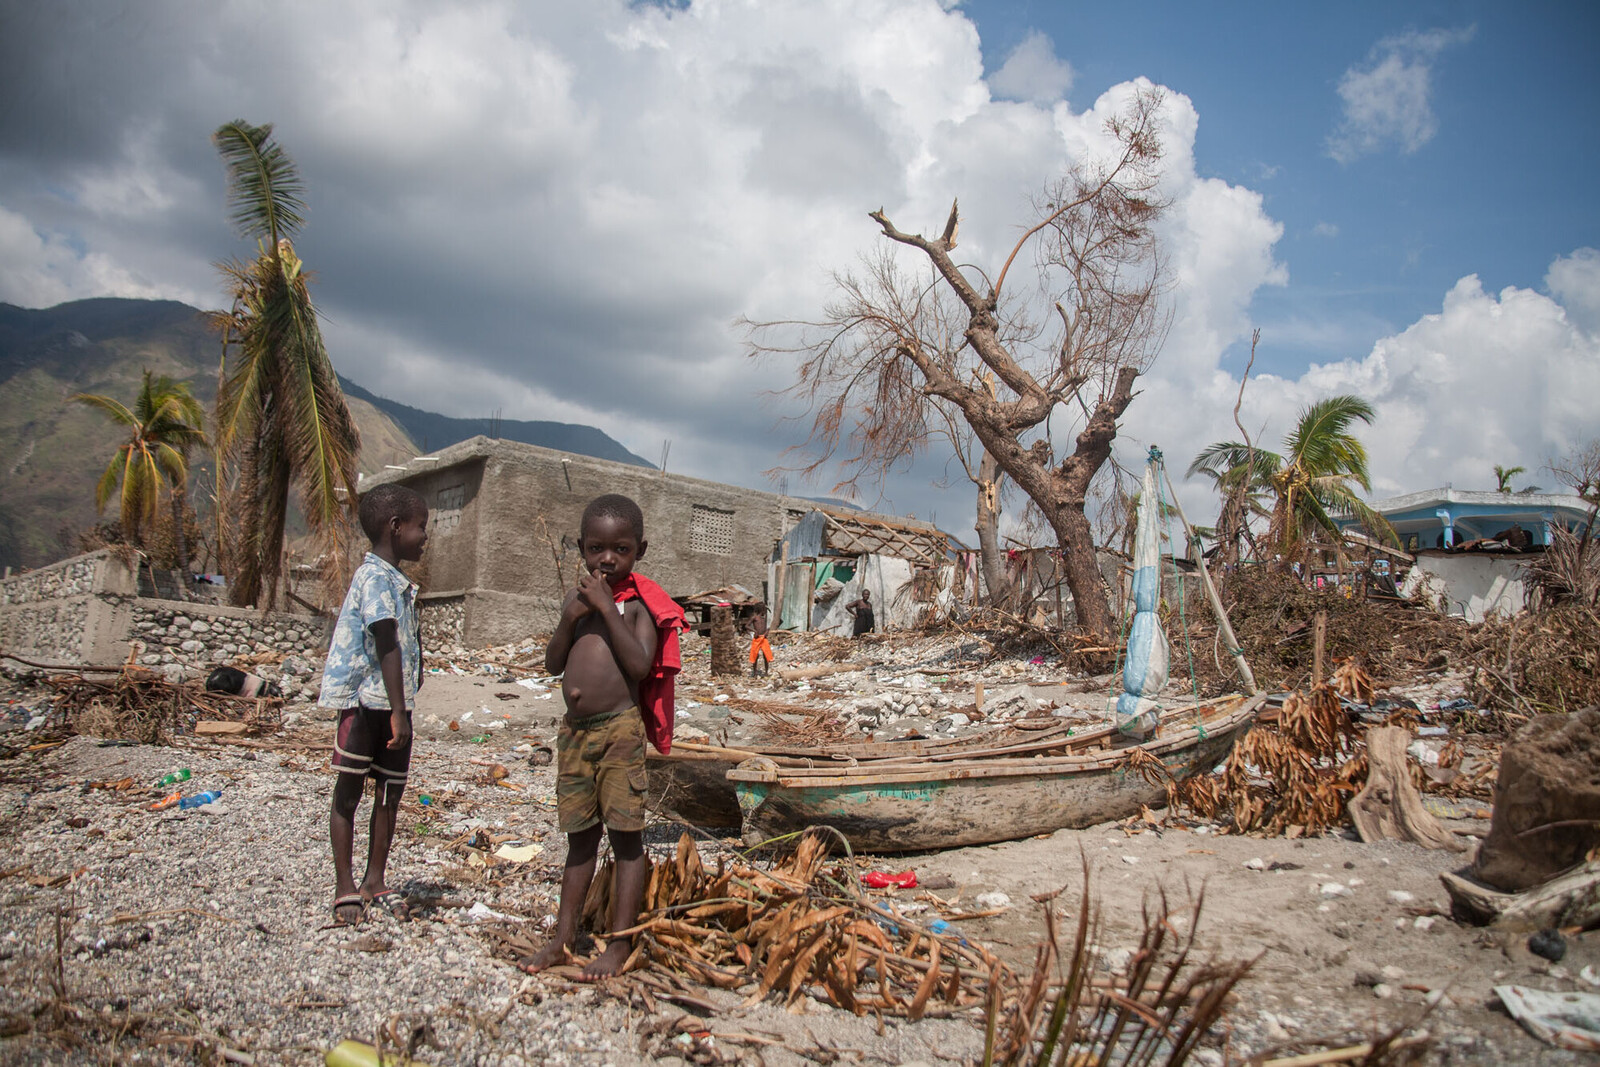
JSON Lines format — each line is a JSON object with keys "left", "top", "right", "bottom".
{"left": 645, "top": 721, "right": 1074, "bottom": 829}
{"left": 728, "top": 695, "right": 1262, "bottom": 852}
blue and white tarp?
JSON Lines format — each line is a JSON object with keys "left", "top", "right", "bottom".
{"left": 1114, "top": 461, "right": 1169, "bottom": 738}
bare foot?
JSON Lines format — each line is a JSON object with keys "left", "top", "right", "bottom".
{"left": 518, "top": 940, "right": 571, "bottom": 974}
{"left": 580, "top": 939, "right": 632, "bottom": 980}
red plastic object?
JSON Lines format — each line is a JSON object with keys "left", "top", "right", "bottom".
{"left": 862, "top": 870, "right": 917, "bottom": 889}
{"left": 150, "top": 791, "right": 181, "bottom": 811}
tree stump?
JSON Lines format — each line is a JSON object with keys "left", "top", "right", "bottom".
{"left": 1349, "top": 726, "right": 1466, "bottom": 852}
{"left": 710, "top": 604, "right": 740, "bottom": 677}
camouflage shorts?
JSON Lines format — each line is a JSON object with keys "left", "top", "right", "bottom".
{"left": 556, "top": 706, "right": 648, "bottom": 833}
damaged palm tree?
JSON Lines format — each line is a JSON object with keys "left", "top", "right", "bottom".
{"left": 211, "top": 120, "right": 361, "bottom": 611}
{"left": 749, "top": 89, "right": 1172, "bottom": 644}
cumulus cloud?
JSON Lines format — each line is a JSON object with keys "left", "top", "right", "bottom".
{"left": 3, "top": 1, "right": 1584, "bottom": 539}
{"left": 1326, "top": 26, "right": 1475, "bottom": 164}
{"left": 988, "top": 30, "right": 1074, "bottom": 104}
{"left": 0, "top": 205, "right": 202, "bottom": 307}
{"left": 1158, "top": 249, "right": 1600, "bottom": 526}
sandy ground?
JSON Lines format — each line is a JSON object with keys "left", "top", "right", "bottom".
{"left": 0, "top": 662, "right": 1594, "bottom": 1065}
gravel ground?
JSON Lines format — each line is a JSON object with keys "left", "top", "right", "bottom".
{"left": 1, "top": 630, "right": 1593, "bottom": 1065}
{"left": 0, "top": 713, "right": 988, "bottom": 1066}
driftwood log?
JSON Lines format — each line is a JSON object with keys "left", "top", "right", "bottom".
{"left": 1442, "top": 861, "right": 1600, "bottom": 930}
{"left": 775, "top": 664, "right": 844, "bottom": 684}
{"left": 1349, "top": 726, "right": 1466, "bottom": 852}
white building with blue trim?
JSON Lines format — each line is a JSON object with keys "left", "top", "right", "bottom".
{"left": 1340, "top": 486, "right": 1592, "bottom": 552}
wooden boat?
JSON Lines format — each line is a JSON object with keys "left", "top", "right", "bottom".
{"left": 691, "top": 449, "right": 1265, "bottom": 851}
{"left": 725, "top": 694, "right": 1266, "bottom": 852}
{"left": 646, "top": 718, "right": 1076, "bottom": 828}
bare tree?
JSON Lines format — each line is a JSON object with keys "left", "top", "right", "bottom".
{"left": 748, "top": 89, "right": 1171, "bottom": 641}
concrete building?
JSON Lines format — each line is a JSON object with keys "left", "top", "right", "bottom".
{"left": 1341, "top": 486, "right": 1593, "bottom": 551}
{"left": 358, "top": 436, "right": 946, "bottom": 647}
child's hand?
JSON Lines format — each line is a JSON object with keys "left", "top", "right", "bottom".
{"left": 388, "top": 710, "right": 412, "bottom": 750}
{"left": 561, "top": 588, "right": 595, "bottom": 622}
{"left": 578, "top": 569, "right": 614, "bottom": 614}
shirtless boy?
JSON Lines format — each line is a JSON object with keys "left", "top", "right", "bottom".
{"left": 748, "top": 603, "right": 772, "bottom": 677}
{"left": 524, "top": 494, "right": 659, "bottom": 978}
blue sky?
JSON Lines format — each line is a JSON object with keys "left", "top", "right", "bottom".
{"left": 964, "top": 1, "right": 1600, "bottom": 379}
{"left": 0, "top": 0, "right": 1595, "bottom": 531}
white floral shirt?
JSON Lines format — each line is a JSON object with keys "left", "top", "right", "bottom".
{"left": 317, "top": 553, "right": 422, "bottom": 711}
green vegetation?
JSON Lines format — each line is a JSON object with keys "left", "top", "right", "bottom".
{"left": 70, "top": 371, "right": 206, "bottom": 558}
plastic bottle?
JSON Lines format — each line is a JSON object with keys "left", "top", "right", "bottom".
{"left": 178, "top": 790, "right": 222, "bottom": 810}
{"left": 150, "top": 791, "right": 181, "bottom": 811}
{"left": 325, "top": 1039, "right": 432, "bottom": 1067}
{"left": 157, "top": 768, "right": 192, "bottom": 787}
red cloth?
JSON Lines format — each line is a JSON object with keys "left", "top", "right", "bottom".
{"left": 611, "top": 574, "right": 685, "bottom": 754}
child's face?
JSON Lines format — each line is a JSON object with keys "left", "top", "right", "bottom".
{"left": 393, "top": 508, "right": 429, "bottom": 562}
{"left": 580, "top": 514, "right": 645, "bottom": 585}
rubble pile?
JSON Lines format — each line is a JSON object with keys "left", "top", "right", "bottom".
{"left": 1196, "top": 568, "right": 1473, "bottom": 694}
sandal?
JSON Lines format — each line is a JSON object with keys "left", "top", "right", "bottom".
{"left": 369, "top": 889, "right": 411, "bottom": 922}
{"left": 332, "top": 894, "right": 367, "bottom": 927}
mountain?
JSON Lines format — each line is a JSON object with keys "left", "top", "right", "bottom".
{"left": 0, "top": 298, "right": 644, "bottom": 570}
{"left": 337, "top": 376, "right": 652, "bottom": 467}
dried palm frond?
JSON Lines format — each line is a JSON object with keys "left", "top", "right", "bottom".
{"left": 985, "top": 859, "right": 1253, "bottom": 1067}
{"left": 1170, "top": 684, "right": 1366, "bottom": 836}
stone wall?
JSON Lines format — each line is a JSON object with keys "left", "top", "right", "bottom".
{"left": 418, "top": 593, "right": 465, "bottom": 650}
{"left": 2, "top": 553, "right": 327, "bottom": 696}
{"left": 0, "top": 597, "right": 92, "bottom": 663}
{"left": 129, "top": 600, "right": 327, "bottom": 669}
{"left": 0, "top": 552, "right": 106, "bottom": 606}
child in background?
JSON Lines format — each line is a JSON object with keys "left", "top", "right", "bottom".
{"left": 748, "top": 602, "right": 772, "bottom": 677}
{"left": 523, "top": 494, "right": 683, "bottom": 978}
{"left": 319, "top": 484, "right": 428, "bottom": 926}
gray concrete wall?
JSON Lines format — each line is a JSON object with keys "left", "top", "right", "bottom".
{"left": 365, "top": 437, "right": 891, "bottom": 645}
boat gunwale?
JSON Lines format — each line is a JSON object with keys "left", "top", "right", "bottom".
{"left": 726, "top": 694, "right": 1263, "bottom": 788}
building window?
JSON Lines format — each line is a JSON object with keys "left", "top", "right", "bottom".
{"left": 432, "top": 485, "right": 464, "bottom": 535}
{"left": 690, "top": 504, "right": 735, "bottom": 555}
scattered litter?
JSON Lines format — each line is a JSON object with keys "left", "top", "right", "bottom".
{"left": 465, "top": 901, "right": 519, "bottom": 923}
{"left": 1529, "top": 928, "right": 1568, "bottom": 962}
{"left": 1319, "top": 883, "right": 1352, "bottom": 899}
{"left": 861, "top": 870, "right": 917, "bottom": 889}
{"left": 1496, "top": 985, "right": 1600, "bottom": 1051}
{"left": 974, "top": 891, "right": 1011, "bottom": 910}
{"left": 1388, "top": 890, "right": 1415, "bottom": 905}
{"left": 493, "top": 842, "right": 544, "bottom": 863}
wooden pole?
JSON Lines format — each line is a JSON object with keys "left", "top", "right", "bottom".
{"left": 1161, "top": 469, "right": 1260, "bottom": 695}
{"left": 1312, "top": 610, "right": 1327, "bottom": 686}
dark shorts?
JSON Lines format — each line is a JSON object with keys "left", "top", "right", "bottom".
{"left": 556, "top": 706, "right": 648, "bottom": 834}
{"left": 332, "top": 705, "right": 412, "bottom": 804}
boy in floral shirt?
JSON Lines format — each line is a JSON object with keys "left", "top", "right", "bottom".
{"left": 318, "top": 484, "right": 428, "bottom": 925}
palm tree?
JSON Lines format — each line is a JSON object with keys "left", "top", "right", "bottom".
{"left": 1186, "top": 441, "right": 1280, "bottom": 565}
{"left": 1494, "top": 464, "right": 1525, "bottom": 493}
{"left": 72, "top": 371, "right": 208, "bottom": 570}
{"left": 1191, "top": 395, "right": 1393, "bottom": 558}
{"left": 211, "top": 120, "right": 361, "bottom": 610}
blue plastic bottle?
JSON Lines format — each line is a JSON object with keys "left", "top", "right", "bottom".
{"left": 178, "top": 790, "right": 222, "bottom": 810}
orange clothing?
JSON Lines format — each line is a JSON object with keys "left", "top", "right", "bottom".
{"left": 749, "top": 634, "right": 773, "bottom": 663}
